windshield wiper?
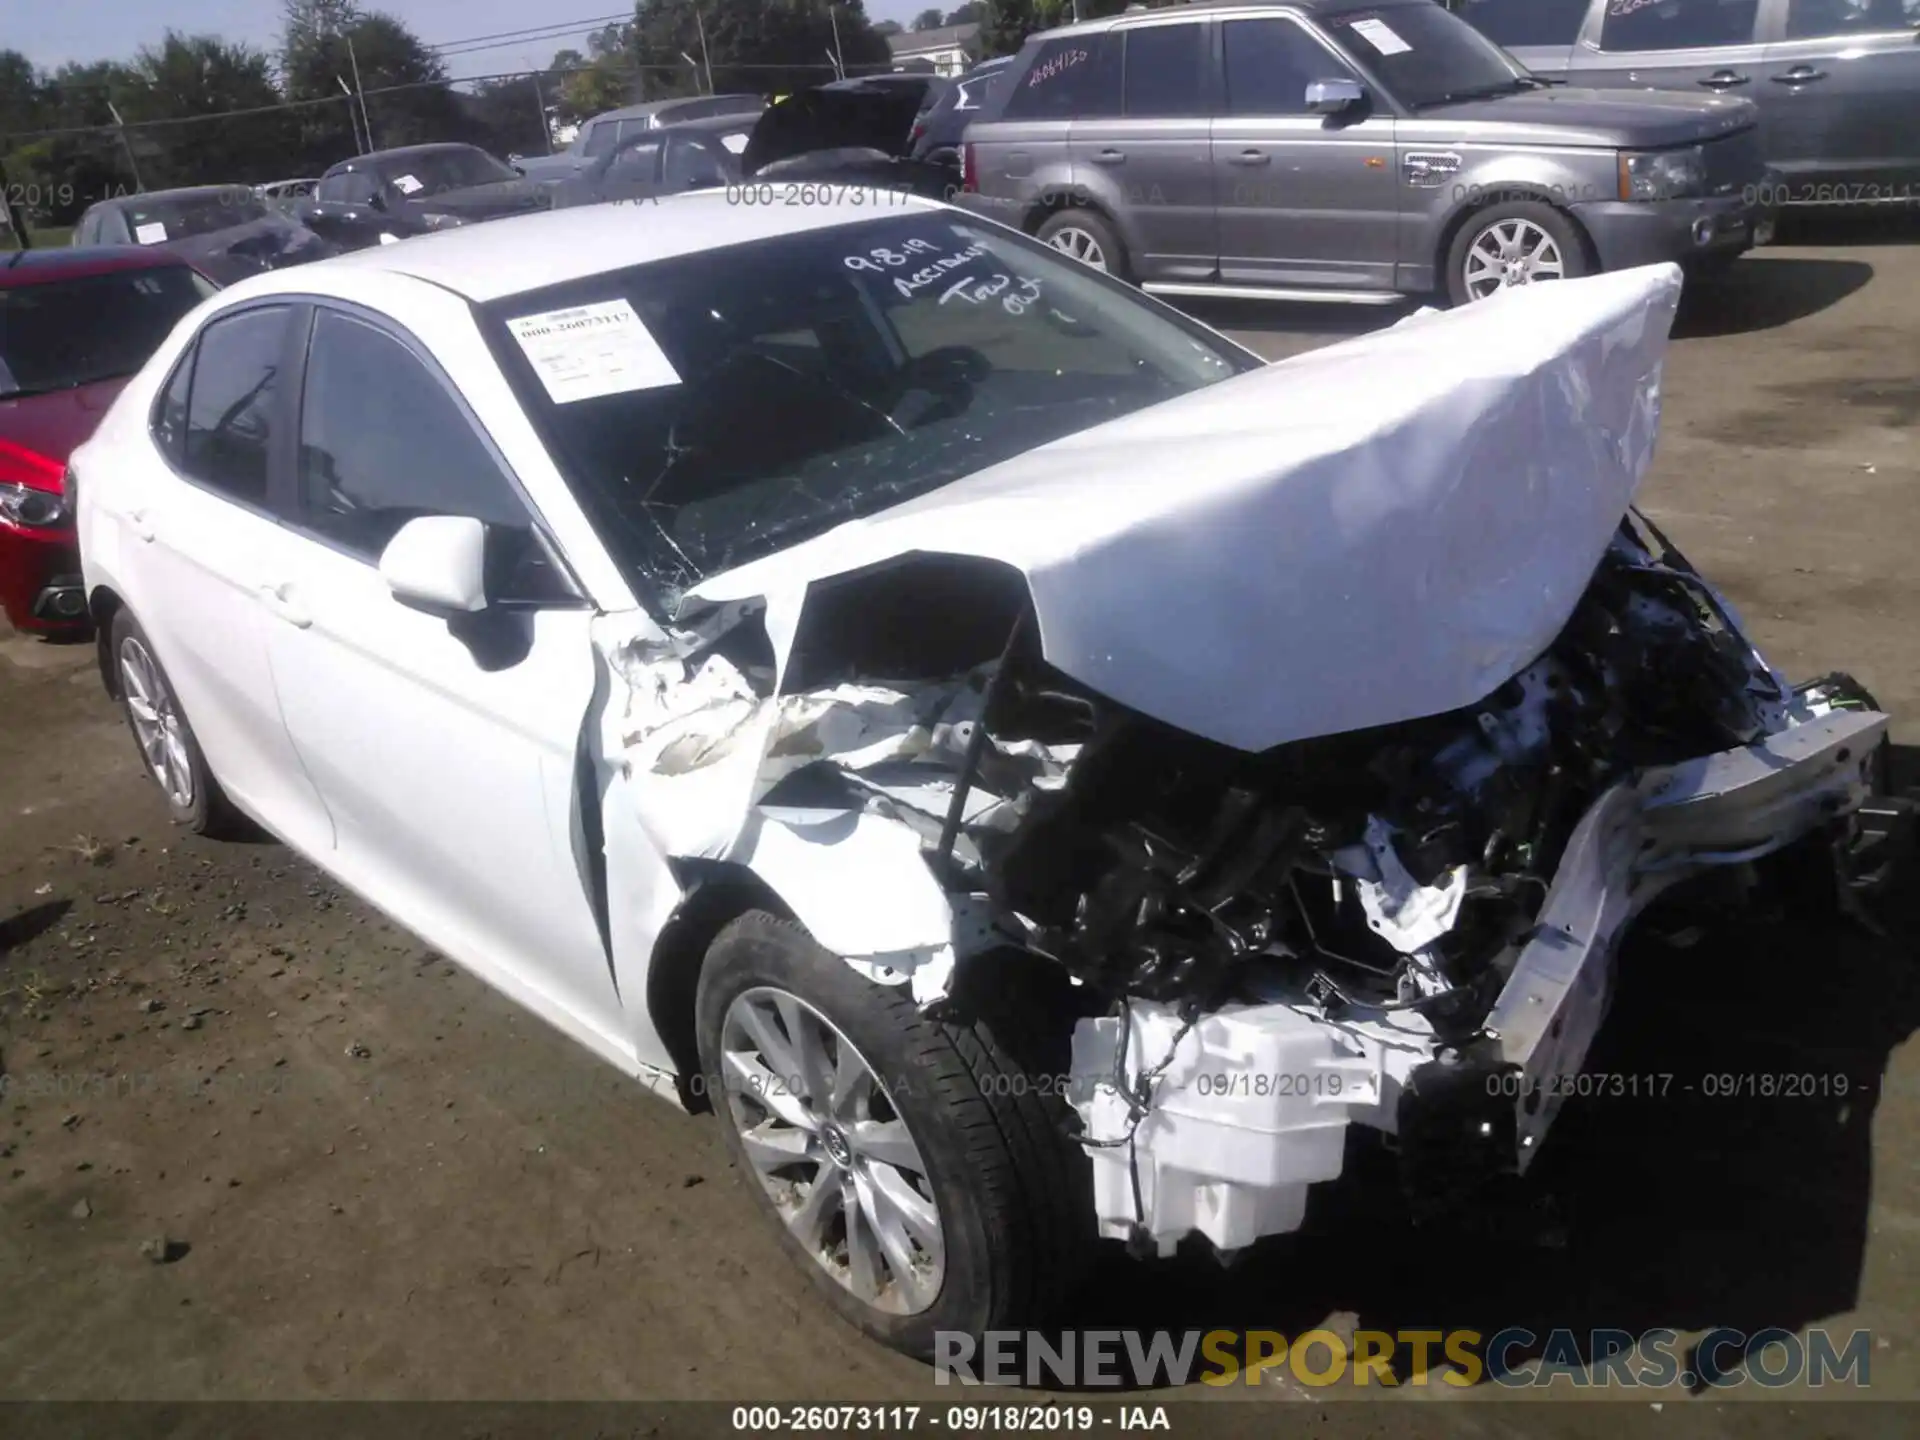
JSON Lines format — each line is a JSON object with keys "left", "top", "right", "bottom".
{"left": 1416, "top": 80, "right": 1530, "bottom": 108}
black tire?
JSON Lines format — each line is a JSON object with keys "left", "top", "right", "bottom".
{"left": 1034, "top": 207, "right": 1130, "bottom": 283}
{"left": 695, "top": 911, "right": 1093, "bottom": 1358}
{"left": 1445, "top": 200, "right": 1591, "bottom": 306}
{"left": 109, "top": 609, "right": 242, "bottom": 837}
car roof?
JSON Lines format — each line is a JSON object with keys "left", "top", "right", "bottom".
{"left": 1029, "top": 0, "right": 1403, "bottom": 36}
{"left": 90, "top": 185, "right": 253, "bottom": 212}
{"left": 593, "top": 94, "right": 763, "bottom": 123}
{"left": 0, "top": 245, "right": 198, "bottom": 288}
{"left": 246, "top": 188, "right": 946, "bottom": 305}
{"left": 322, "top": 143, "right": 492, "bottom": 176}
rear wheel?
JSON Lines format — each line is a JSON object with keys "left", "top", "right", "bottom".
{"left": 111, "top": 610, "right": 241, "bottom": 837}
{"left": 695, "top": 912, "right": 1092, "bottom": 1357}
{"left": 1035, "top": 208, "right": 1129, "bottom": 282}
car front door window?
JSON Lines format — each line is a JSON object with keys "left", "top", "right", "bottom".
{"left": 181, "top": 307, "right": 288, "bottom": 506}
{"left": 295, "top": 308, "right": 563, "bottom": 601}
{"left": 1222, "top": 16, "right": 1352, "bottom": 115}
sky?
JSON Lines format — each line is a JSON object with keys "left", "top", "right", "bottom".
{"left": 7, "top": 0, "right": 944, "bottom": 79}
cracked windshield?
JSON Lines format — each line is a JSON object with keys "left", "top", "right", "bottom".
{"left": 483, "top": 212, "right": 1256, "bottom": 603}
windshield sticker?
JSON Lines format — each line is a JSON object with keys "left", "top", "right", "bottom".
{"left": 1607, "top": 0, "right": 1663, "bottom": 12}
{"left": 133, "top": 222, "right": 168, "bottom": 244}
{"left": 391, "top": 174, "right": 424, "bottom": 195}
{"left": 506, "top": 298, "right": 682, "bottom": 404}
{"left": 1349, "top": 18, "right": 1412, "bottom": 55}
{"left": 1027, "top": 47, "right": 1090, "bottom": 87}
{"left": 720, "top": 133, "right": 749, "bottom": 154}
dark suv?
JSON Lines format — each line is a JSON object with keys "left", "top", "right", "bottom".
{"left": 957, "top": 0, "right": 1778, "bottom": 304}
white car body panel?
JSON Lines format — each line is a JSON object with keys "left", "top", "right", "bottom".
{"left": 70, "top": 200, "right": 1888, "bottom": 1268}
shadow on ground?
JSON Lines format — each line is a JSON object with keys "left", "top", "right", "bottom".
{"left": 1042, "top": 759, "right": 1920, "bottom": 1393}
{"left": 1676, "top": 254, "right": 1875, "bottom": 338}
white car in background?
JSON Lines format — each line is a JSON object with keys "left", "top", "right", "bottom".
{"left": 71, "top": 194, "right": 1889, "bottom": 1357}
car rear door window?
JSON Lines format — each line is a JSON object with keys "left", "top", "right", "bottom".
{"left": 1784, "top": 0, "right": 1919, "bottom": 38}
{"left": 181, "top": 306, "right": 289, "bottom": 505}
{"left": 296, "top": 309, "right": 533, "bottom": 561}
{"left": 1453, "top": 0, "right": 1594, "bottom": 47}
{"left": 1599, "top": 0, "right": 1761, "bottom": 51}
{"left": 1001, "top": 34, "right": 1123, "bottom": 119}
{"left": 609, "top": 139, "right": 665, "bottom": 183}
{"left": 1123, "top": 23, "right": 1209, "bottom": 117}
{"left": 1222, "top": 18, "right": 1351, "bottom": 115}
{"left": 584, "top": 120, "right": 621, "bottom": 157}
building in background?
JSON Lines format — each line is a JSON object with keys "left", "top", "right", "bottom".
{"left": 885, "top": 23, "right": 980, "bottom": 78}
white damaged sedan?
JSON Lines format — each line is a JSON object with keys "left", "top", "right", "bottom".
{"left": 73, "top": 194, "right": 1890, "bottom": 1356}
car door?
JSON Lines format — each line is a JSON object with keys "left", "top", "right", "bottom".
{"left": 1762, "top": 0, "right": 1920, "bottom": 194}
{"left": 1212, "top": 13, "right": 1400, "bottom": 291}
{"left": 1070, "top": 17, "right": 1217, "bottom": 282}
{"left": 256, "top": 303, "right": 624, "bottom": 1045}
{"left": 122, "top": 304, "right": 334, "bottom": 853}
{"left": 1568, "top": 0, "right": 1769, "bottom": 101}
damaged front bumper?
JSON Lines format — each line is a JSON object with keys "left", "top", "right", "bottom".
{"left": 1066, "top": 704, "right": 1888, "bottom": 1257}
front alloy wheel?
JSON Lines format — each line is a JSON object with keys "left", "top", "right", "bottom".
{"left": 721, "top": 986, "right": 944, "bottom": 1314}
{"left": 1463, "top": 217, "right": 1565, "bottom": 299}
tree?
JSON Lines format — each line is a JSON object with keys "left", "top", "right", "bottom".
{"left": 913, "top": 7, "right": 948, "bottom": 28}
{"left": 873, "top": 20, "right": 904, "bottom": 36}
{"left": 282, "top": 8, "right": 460, "bottom": 168}
{"left": 944, "top": 4, "right": 984, "bottom": 23}
{"left": 122, "top": 33, "right": 297, "bottom": 187}
{"left": 632, "top": 0, "right": 892, "bottom": 94}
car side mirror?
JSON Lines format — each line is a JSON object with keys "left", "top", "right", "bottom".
{"left": 380, "top": 516, "right": 489, "bottom": 615}
{"left": 1305, "top": 79, "right": 1366, "bottom": 115}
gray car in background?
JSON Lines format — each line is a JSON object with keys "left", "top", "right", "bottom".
{"left": 957, "top": 0, "right": 1776, "bottom": 304}
{"left": 513, "top": 94, "right": 769, "bottom": 183}
{"left": 1450, "top": 0, "right": 1920, "bottom": 205}
{"left": 71, "top": 186, "right": 337, "bottom": 285}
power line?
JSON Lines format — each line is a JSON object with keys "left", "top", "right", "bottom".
{"left": 426, "top": 14, "right": 633, "bottom": 54}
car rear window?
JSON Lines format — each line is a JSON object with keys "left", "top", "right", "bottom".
{"left": 0, "top": 266, "right": 215, "bottom": 399}
{"left": 480, "top": 211, "right": 1256, "bottom": 601}
{"left": 1451, "top": 0, "right": 1592, "bottom": 47}
{"left": 1598, "top": 0, "right": 1761, "bottom": 52}
{"left": 124, "top": 190, "right": 269, "bottom": 242}
{"left": 1000, "top": 34, "right": 1123, "bottom": 120}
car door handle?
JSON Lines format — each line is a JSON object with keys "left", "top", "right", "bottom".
{"left": 257, "top": 582, "right": 312, "bottom": 629}
{"left": 1770, "top": 67, "right": 1828, "bottom": 84}
{"left": 1089, "top": 149, "right": 1126, "bottom": 165}
{"left": 1228, "top": 149, "right": 1271, "bottom": 166}
{"left": 1697, "top": 70, "right": 1750, "bottom": 88}
{"left": 126, "top": 508, "right": 155, "bottom": 543}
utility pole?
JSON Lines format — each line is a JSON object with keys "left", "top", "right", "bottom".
{"left": 347, "top": 33, "right": 377, "bottom": 152}
{"left": 530, "top": 71, "right": 553, "bottom": 154}
{"left": 105, "top": 102, "right": 146, "bottom": 192}
{"left": 829, "top": 6, "right": 846, "bottom": 79}
{"left": 337, "top": 77, "right": 364, "bottom": 153}
{"left": 694, "top": 9, "right": 715, "bottom": 95}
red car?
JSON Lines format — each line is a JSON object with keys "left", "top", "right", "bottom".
{"left": 1, "top": 247, "right": 215, "bottom": 635}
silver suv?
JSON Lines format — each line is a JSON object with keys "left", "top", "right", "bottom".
{"left": 1453, "top": 0, "right": 1920, "bottom": 207}
{"left": 956, "top": 0, "right": 1777, "bottom": 304}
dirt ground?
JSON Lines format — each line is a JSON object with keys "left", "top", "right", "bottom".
{"left": 4, "top": 218, "right": 1920, "bottom": 1412}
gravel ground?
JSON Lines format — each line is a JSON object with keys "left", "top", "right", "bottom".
{"left": 3, "top": 218, "right": 1918, "bottom": 1411}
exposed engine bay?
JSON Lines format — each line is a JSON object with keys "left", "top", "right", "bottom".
{"left": 594, "top": 265, "right": 1893, "bottom": 1258}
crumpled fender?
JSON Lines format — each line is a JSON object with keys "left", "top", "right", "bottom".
{"left": 734, "top": 806, "right": 960, "bottom": 1002}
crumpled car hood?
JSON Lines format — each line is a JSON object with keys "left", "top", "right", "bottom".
{"left": 678, "top": 263, "right": 1685, "bottom": 754}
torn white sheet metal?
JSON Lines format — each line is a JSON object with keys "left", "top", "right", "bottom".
{"left": 680, "top": 264, "right": 1685, "bottom": 754}
{"left": 1331, "top": 815, "right": 1469, "bottom": 955}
